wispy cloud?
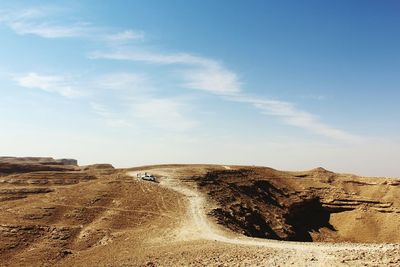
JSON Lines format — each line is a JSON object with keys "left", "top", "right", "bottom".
{"left": 104, "top": 30, "right": 144, "bottom": 43}
{"left": 90, "top": 96, "right": 197, "bottom": 132}
{"left": 94, "top": 72, "right": 150, "bottom": 92}
{"left": 90, "top": 102, "right": 132, "bottom": 128}
{"left": 230, "top": 95, "right": 361, "bottom": 142}
{"left": 12, "top": 70, "right": 197, "bottom": 131}
{"left": 300, "top": 94, "right": 327, "bottom": 100}
{"left": 90, "top": 49, "right": 241, "bottom": 95}
{"left": 180, "top": 65, "right": 241, "bottom": 95}
{"left": 132, "top": 97, "right": 197, "bottom": 131}
{"left": 91, "top": 97, "right": 197, "bottom": 132}
{"left": 4, "top": 6, "right": 361, "bottom": 141}
{"left": 89, "top": 49, "right": 215, "bottom": 66}
{"left": 0, "top": 7, "right": 46, "bottom": 22}
{"left": 13, "top": 72, "right": 82, "bottom": 97}
{"left": 0, "top": 7, "right": 95, "bottom": 38}
{"left": 92, "top": 72, "right": 197, "bottom": 131}
{"left": 0, "top": 7, "right": 142, "bottom": 42}
{"left": 90, "top": 48, "right": 360, "bottom": 141}
{"left": 9, "top": 20, "right": 94, "bottom": 38}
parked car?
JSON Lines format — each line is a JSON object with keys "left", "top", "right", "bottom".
{"left": 137, "top": 172, "right": 156, "bottom": 182}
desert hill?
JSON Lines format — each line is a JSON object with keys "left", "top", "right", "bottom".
{"left": 0, "top": 158, "right": 399, "bottom": 266}
{"left": 190, "top": 167, "right": 400, "bottom": 243}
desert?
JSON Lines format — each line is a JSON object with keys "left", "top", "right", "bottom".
{"left": 0, "top": 157, "right": 399, "bottom": 266}
{"left": 2, "top": 1, "right": 400, "bottom": 266}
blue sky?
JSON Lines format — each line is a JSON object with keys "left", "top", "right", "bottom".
{"left": 1, "top": 1, "right": 399, "bottom": 176}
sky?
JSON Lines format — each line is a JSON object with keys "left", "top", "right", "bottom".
{"left": 0, "top": 0, "right": 399, "bottom": 177}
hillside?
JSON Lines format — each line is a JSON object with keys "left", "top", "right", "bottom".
{"left": 190, "top": 167, "right": 400, "bottom": 243}
{"left": 0, "top": 158, "right": 399, "bottom": 266}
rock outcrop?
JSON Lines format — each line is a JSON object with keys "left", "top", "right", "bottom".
{"left": 81, "top": 164, "right": 115, "bottom": 170}
{"left": 0, "top": 157, "right": 79, "bottom": 174}
{"left": 0, "top": 157, "right": 95, "bottom": 203}
{"left": 191, "top": 167, "right": 400, "bottom": 243}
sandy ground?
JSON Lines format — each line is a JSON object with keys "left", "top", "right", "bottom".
{"left": 1, "top": 162, "right": 399, "bottom": 266}
{"left": 126, "top": 166, "right": 400, "bottom": 266}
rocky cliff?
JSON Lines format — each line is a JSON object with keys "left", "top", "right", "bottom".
{"left": 191, "top": 167, "right": 400, "bottom": 243}
{"left": 0, "top": 157, "right": 79, "bottom": 174}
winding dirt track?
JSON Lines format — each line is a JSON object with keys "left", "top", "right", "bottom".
{"left": 129, "top": 168, "right": 400, "bottom": 266}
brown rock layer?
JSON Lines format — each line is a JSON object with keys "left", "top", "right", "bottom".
{"left": 191, "top": 167, "right": 400, "bottom": 243}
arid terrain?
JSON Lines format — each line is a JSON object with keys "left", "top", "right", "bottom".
{"left": 0, "top": 157, "right": 399, "bottom": 266}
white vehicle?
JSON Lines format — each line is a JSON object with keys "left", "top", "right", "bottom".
{"left": 137, "top": 172, "right": 156, "bottom": 182}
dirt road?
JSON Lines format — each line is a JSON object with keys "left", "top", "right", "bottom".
{"left": 129, "top": 167, "right": 400, "bottom": 266}
{"left": 1, "top": 159, "right": 398, "bottom": 266}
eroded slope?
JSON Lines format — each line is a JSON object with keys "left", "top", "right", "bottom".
{"left": 0, "top": 158, "right": 185, "bottom": 266}
{"left": 190, "top": 167, "right": 400, "bottom": 243}
{"left": 1, "top": 160, "right": 399, "bottom": 266}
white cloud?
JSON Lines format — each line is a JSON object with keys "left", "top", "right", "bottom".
{"left": 300, "top": 94, "right": 327, "bottom": 100}
{"left": 89, "top": 73, "right": 196, "bottom": 131}
{"left": 89, "top": 49, "right": 215, "bottom": 66}
{"left": 105, "top": 30, "right": 144, "bottom": 43}
{"left": 12, "top": 70, "right": 196, "bottom": 131}
{"left": 90, "top": 102, "right": 132, "bottom": 127}
{"left": 91, "top": 48, "right": 360, "bottom": 141}
{"left": 13, "top": 72, "right": 82, "bottom": 97}
{"left": 0, "top": 8, "right": 142, "bottom": 41}
{"left": 181, "top": 65, "right": 241, "bottom": 95}
{"left": 0, "top": 7, "right": 95, "bottom": 38}
{"left": 0, "top": 7, "right": 46, "bottom": 21}
{"left": 132, "top": 98, "right": 197, "bottom": 131}
{"left": 8, "top": 20, "right": 94, "bottom": 38}
{"left": 95, "top": 72, "right": 149, "bottom": 91}
{"left": 90, "top": 49, "right": 241, "bottom": 95}
{"left": 231, "top": 95, "right": 362, "bottom": 142}
{"left": 13, "top": 71, "right": 148, "bottom": 98}
{"left": 3, "top": 6, "right": 361, "bottom": 141}
{"left": 90, "top": 97, "right": 197, "bottom": 132}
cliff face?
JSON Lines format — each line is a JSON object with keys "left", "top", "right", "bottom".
{"left": 191, "top": 168, "right": 400, "bottom": 243}
{"left": 0, "top": 157, "right": 79, "bottom": 174}
{"left": 0, "top": 157, "right": 125, "bottom": 265}
{"left": 0, "top": 157, "right": 96, "bottom": 202}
